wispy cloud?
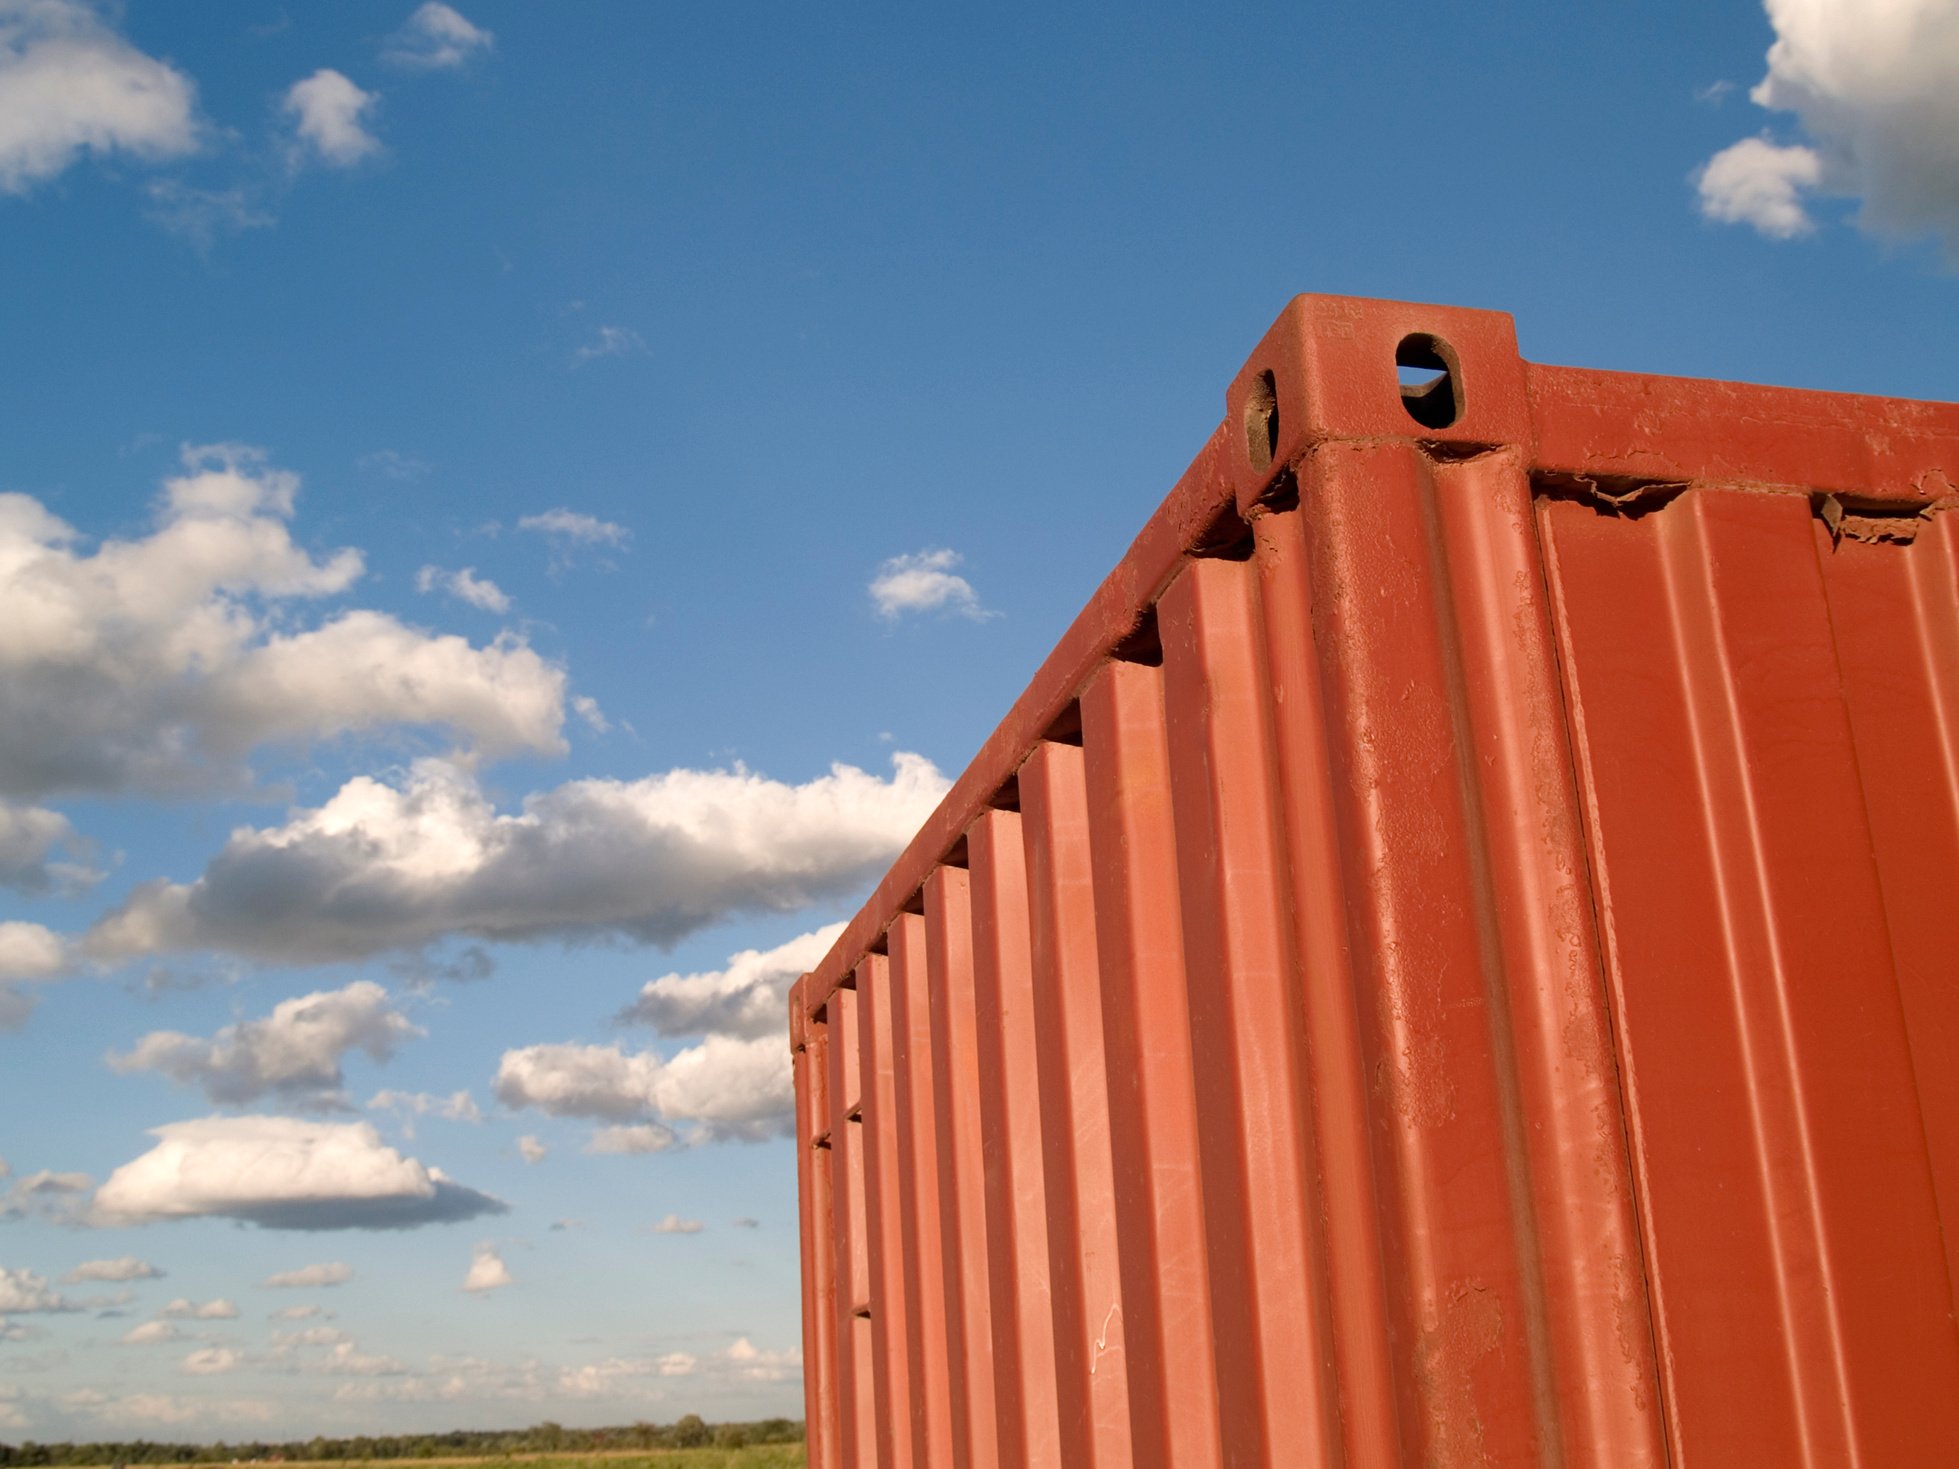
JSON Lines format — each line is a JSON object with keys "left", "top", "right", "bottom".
{"left": 571, "top": 325, "right": 646, "bottom": 366}
{"left": 158, "top": 1298, "right": 238, "bottom": 1321}
{"left": 356, "top": 449, "right": 431, "bottom": 482}
{"left": 517, "top": 507, "right": 631, "bottom": 556}
{"left": 63, "top": 1258, "right": 163, "bottom": 1285}
{"left": 416, "top": 565, "right": 510, "bottom": 614}
{"left": 261, "top": 1262, "right": 354, "bottom": 1290}
{"left": 144, "top": 181, "right": 273, "bottom": 252}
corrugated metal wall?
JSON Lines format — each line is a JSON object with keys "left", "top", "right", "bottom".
{"left": 791, "top": 295, "right": 1959, "bottom": 1467}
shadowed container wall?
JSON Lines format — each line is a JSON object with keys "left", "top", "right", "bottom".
{"left": 789, "top": 294, "right": 1959, "bottom": 1467}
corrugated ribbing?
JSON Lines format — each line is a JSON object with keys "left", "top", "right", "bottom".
{"left": 922, "top": 867, "right": 999, "bottom": 1468}
{"left": 1078, "top": 659, "right": 1220, "bottom": 1469}
{"left": 1818, "top": 513, "right": 1959, "bottom": 1305}
{"left": 1540, "top": 489, "right": 1959, "bottom": 1465}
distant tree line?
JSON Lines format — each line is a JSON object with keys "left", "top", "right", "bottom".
{"left": 0, "top": 1416, "right": 803, "bottom": 1464}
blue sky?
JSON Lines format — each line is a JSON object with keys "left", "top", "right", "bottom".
{"left": 0, "top": 0, "right": 1954, "bottom": 1441}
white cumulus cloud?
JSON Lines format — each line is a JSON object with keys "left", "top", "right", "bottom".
{"left": 0, "top": 921, "right": 67, "bottom": 980}
{"left": 1698, "top": 134, "right": 1827, "bottom": 237}
{"left": 620, "top": 924, "right": 841, "bottom": 1040}
{"left": 1696, "top": 0, "right": 1959, "bottom": 253}
{"left": 498, "top": 925, "right": 850, "bottom": 1150}
{"left": 86, "top": 751, "right": 945, "bottom": 965}
{"left": 93, "top": 1117, "right": 505, "bottom": 1231}
{"left": 514, "top": 1135, "right": 546, "bottom": 1165}
{"left": 109, "top": 981, "right": 421, "bottom": 1110}
{"left": 181, "top": 1345, "right": 242, "bottom": 1375}
{"left": 648, "top": 1214, "right": 703, "bottom": 1235}
{"left": 283, "top": 69, "right": 379, "bottom": 169}
{"left": 870, "top": 548, "right": 992, "bottom": 621}
{"left": 383, "top": 3, "right": 493, "bottom": 70}
{"left": 0, "top": 444, "right": 567, "bottom": 802}
{"left": 461, "top": 1242, "right": 510, "bottom": 1293}
{"left": 0, "top": 800, "right": 98, "bottom": 894}
{"left": 0, "top": 921, "right": 70, "bottom": 1031}
{"left": 0, "top": 0, "right": 198, "bottom": 194}
{"left": 496, "top": 1032, "right": 793, "bottom": 1144}
{"left": 0, "top": 1267, "right": 71, "bottom": 1314}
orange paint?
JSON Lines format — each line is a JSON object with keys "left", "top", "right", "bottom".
{"left": 791, "top": 295, "right": 1959, "bottom": 1466}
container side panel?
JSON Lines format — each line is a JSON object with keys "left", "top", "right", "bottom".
{"left": 1079, "top": 659, "right": 1224, "bottom": 1469}
{"left": 1430, "top": 450, "right": 1666, "bottom": 1468}
{"left": 829, "top": 988, "right": 872, "bottom": 1469}
{"left": 968, "top": 808, "right": 1064, "bottom": 1467}
{"left": 1250, "top": 505, "right": 1403, "bottom": 1465}
{"left": 1818, "top": 513, "right": 1959, "bottom": 1303}
{"left": 1539, "top": 488, "right": 1959, "bottom": 1466}
{"left": 789, "top": 296, "right": 1959, "bottom": 1466}
{"left": 1297, "top": 442, "right": 1551, "bottom": 1465}
{"left": 1019, "top": 741, "right": 1135, "bottom": 1469}
{"left": 1157, "top": 555, "right": 1339, "bottom": 1465}
{"left": 924, "top": 866, "right": 1001, "bottom": 1469}
{"left": 889, "top": 914, "right": 957, "bottom": 1466}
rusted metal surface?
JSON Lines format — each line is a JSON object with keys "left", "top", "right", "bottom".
{"left": 791, "top": 294, "right": 1959, "bottom": 1466}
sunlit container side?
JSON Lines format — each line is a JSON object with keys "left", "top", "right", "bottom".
{"left": 790, "top": 293, "right": 1959, "bottom": 1467}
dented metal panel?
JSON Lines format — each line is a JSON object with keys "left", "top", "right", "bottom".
{"left": 791, "top": 294, "right": 1959, "bottom": 1466}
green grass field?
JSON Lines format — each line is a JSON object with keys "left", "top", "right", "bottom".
{"left": 406, "top": 1455, "right": 806, "bottom": 1469}
{"left": 70, "top": 1456, "right": 808, "bottom": 1469}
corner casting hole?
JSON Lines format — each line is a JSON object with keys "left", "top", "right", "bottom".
{"left": 1244, "top": 369, "right": 1278, "bottom": 472}
{"left": 1397, "top": 333, "right": 1461, "bottom": 430}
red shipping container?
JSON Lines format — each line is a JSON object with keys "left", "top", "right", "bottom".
{"left": 789, "top": 294, "right": 1959, "bottom": 1468}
